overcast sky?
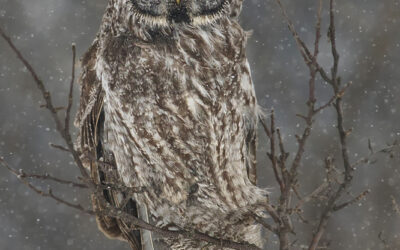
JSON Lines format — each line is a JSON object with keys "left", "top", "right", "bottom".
{"left": 1, "top": 0, "right": 399, "bottom": 249}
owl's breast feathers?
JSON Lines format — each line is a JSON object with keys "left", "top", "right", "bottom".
{"left": 76, "top": 18, "right": 267, "bottom": 249}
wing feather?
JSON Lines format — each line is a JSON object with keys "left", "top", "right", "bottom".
{"left": 246, "top": 125, "right": 257, "bottom": 185}
{"left": 74, "top": 39, "right": 143, "bottom": 250}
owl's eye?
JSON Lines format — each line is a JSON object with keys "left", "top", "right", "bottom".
{"left": 189, "top": 0, "right": 227, "bottom": 17}
{"left": 131, "top": 0, "right": 167, "bottom": 16}
{"left": 129, "top": 0, "right": 229, "bottom": 26}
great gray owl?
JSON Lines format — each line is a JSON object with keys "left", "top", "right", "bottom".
{"left": 74, "top": 0, "right": 268, "bottom": 249}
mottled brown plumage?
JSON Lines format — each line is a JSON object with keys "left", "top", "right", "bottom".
{"left": 75, "top": 0, "right": 268, "bottom": 249}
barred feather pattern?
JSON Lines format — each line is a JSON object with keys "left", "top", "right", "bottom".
{"left": 76, "top": 0, "right": 268, "bottom": 249}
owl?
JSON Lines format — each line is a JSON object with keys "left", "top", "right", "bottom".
{"left": 74, "top": 0, "right": 268, "bottom": 249}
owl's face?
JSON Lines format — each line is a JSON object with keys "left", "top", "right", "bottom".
{"left": 130, "top": 0, "right": 231, "bottom": 26}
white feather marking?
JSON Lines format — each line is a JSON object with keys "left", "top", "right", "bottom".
{"left": 186, "top": 95, "right": 198, "bottom": 115}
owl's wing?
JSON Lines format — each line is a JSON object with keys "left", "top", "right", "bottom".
{"left": 74, "top": 40, "right": 143, "bottom": 250}
{"left": 246, "top": 125, "right": 257, "bottom": 186}
{"left": 93, "top": 110, "right": 143, "bottom": 250}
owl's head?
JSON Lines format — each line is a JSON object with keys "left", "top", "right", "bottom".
{"left": 127, "top": 0, "right": 242, "bottom": 26}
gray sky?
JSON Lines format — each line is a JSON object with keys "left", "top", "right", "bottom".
{"left": 1, "top": 0, "right": 399, "bottom": 249}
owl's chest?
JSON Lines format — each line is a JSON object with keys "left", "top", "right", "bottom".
{"left": 100, "top": 44, "right": 249, "bottom": 108}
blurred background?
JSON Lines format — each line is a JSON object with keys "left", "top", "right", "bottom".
{"left": 0, "top": 0, "right": 399, "bottom": 249}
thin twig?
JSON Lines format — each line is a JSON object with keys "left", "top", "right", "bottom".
{"left": 64, "top": 44, "right": 76, "bottom": 137}
{"left": 295, "top": 182, "right": 329, "bottom": 210}
{"left": 270, "top": 1, "right": 326, "bottom": 249}
{"left": 333, "top": 190, "right": 370, "bottom": 211}
{"left": 49, "top": 143, "right": 70, "bottom": 152}
{"left": 352, "top": 140, "right": 399, "bottom": 168}
{"left": 274, "top": 0, "right": 313, "bottom": 65}
{"left": 272, "top": 1, "right": 360, "bottom": 249}
{"left": 276, "top": 128, "right": 289, "bottom": 179}
{"left": 260, "top": 114, "right": 285, "bottom": 192}
{"left": 308, "top": 1, "right": 356, "bottom": 249}
{"left": 274, "top": 0, "right": 332, "bottom": 85}
{"left": 23, "top": 172, "right": 87, "bottom": 188}
{"left": 0, "top": 26, "right": 90, "bottom": 184}
{"left": 290, "top": 0, "right": 322, "bottom": 179}
{"left": 0, "top": 158, "right": 86, "bottom": 188}
{"left": 253, "top": 214, "right": 278, "bottom": 234}
{"left": 313, "top": 82, "right": 351, "bottom": 114}
{"left": 0, "top": 159, "right": 94, "bottom": 214}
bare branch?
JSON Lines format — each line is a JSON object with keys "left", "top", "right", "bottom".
{"left": 289, "top": 0, "right": 322, "bottom": 179}
{"left": 22, "top": 171, "right": 87, "bottom": 188}
{"left": 352, "top": 140, "right": 399, "bottom": 168}
{"left": 270, "top": 1, "right": 366, "bottom": 249}
{"left": 260, "top": 113, "right": 285, "bottom": 192}
{"left": 64, "top": 44, "right": 76, "bottom": 136}
{"left": 274, "top": 0, "right": 313, "bottom": 65}
{"left": 253, "top": 214, "right": 278, "bottom": 235}
{"left": 274, "top": 0, "right": 332, "bottom": 85}
{"left": 269, "top": 1, "right": 331, "bottom": 249}
{"left": 276, "top": 128, "right": 289, "bottom": 171}
{"left": 0, "top": 159, "right": 94, "bottom": 214}
{"left": 49, "top": 143, "right": 70, "bottom": 152}
{"left": 313, "top": 82, "right": 351, "bottom": 114}
{"left": 1, "top": 157, "right": 261, "bottom": 250}
{"left": 333, "top": 190, "right": 370, "bottom": 211}
{"left": 100, "top": 208, "right": 262, "bottom": 250}
{"left": 0, "top": 158, "right": 86, "bottom": 187}
{"left": 308, "top": 1, "right": 357, "bottom": 249}
{"left": 295, "top": 182, "right": 329, "bottom": 210}
{"left": 0, "top": 25, "right": 90, "bottom": 182}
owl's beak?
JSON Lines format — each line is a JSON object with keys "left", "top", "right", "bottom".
{"left": 176, "top": 0, "right": 181, "bottom": 5}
